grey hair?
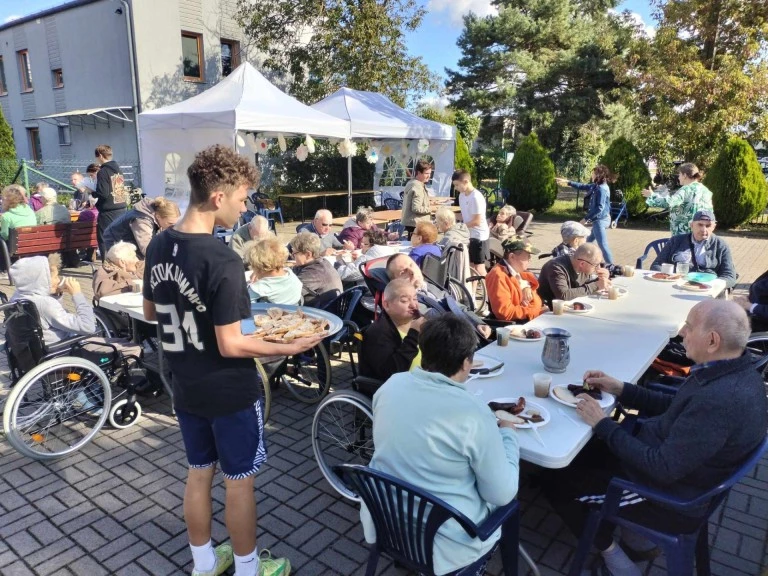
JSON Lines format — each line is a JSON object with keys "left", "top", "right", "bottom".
{"left": 698, "top": 300, "right": 751, "bottom": 353}
{"left": 574, "top": 242, "right": 602, "bottom": 262}
{"left": 383, "top": 277, "right": 414, "bottom": 302}
{"left": 355, "top": 206, "right": 373, "bottom": 225}
{"left": 290, "top": 231, "right": 322, "bottom": 258}
{"left": 41, "top": 187, "right": 57, "bottom": 205}
{"left": 313, "top": 208, "right": 332, "bottom": 221}
{"left": 107, "top": 241, "right": 139, "bottom": 263}
{"left": 248, "top": 214, "right": 271, "bottom": 239}
{"left": 434, "top": 206, "right": 456, "bottom": 229}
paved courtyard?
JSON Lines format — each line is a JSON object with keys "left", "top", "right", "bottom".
{"left": 0, "top": 220, "right": 767, "bottom": 575}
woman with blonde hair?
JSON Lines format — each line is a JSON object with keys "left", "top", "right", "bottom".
{"left": 1, "top": 184, "right": 37, "bottom": 240}
{"left": 102, "top": 196, "right": 180, "bottom": 257}
{"left": 642, "top": 162, "right": 714, "bottom": 236}
{"left": 246, "top": 237, "right": 303, "bottom": 305}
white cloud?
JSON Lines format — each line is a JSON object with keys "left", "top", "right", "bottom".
{"left": 427, "top": 0, "right": 497, "bottom": 27}
{"left": 418, "top": 94, "right": 450, "bottom": 109}
{"left": 4, "top": 15, "right": 22, "bottom": 23}
{"left": 620, "top": 10, "right": 656, "bottom": 38}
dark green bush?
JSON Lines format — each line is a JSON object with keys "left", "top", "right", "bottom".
{"left": 0, "top": 107, "right": 17, "bottom": 187}
{"left": 502, "top": 133, "right": 557, "bottom": 211}
{"left": 600, "top": 137, "right": 651, "bottom": 217}
{"left": 454, "top": 133, "right": 477, "bottom": 184}
{"left": 704, "top": 137, "right": 768, "bottom": 228}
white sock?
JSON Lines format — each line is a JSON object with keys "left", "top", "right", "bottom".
{"left": 621, "top": 528, "right": 656, "bottom": 552}
{"left": 190, "top": 540, "right": 216, "bottom": 573}
{"left": 235, "top": 547, "right": 259, "bottom": 576}
{"left": 601, "top": 539, "right": 642, "bottom": 576}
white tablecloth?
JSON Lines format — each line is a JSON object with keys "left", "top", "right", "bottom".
{"left": 466, "top": 314, "right": 669, "bottom": 468}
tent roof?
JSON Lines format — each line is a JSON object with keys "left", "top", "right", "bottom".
{"left": 311, "top": 88, "right": 455, "bottom": 141}
{"left": 138, "top": 63, "right": 350, "bottom": 139}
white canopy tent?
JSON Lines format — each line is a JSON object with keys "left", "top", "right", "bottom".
{"left": 138, "top": 62, "right": 351, "bottom": 212}
{"left": 311, "top": 88, "right": 457, "bottom": 210}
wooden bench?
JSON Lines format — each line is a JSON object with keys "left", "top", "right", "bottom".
{"left": 0, "top": 221, "right": 98, "bottom": 284}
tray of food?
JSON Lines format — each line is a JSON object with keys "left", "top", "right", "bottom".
{"left": 488, "top": 397, "right": 550, "bottom": 428}
{"left": 242, "top": 305, "right": 342, "bottom": 342}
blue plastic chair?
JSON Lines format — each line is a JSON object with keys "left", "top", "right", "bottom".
{"left": 567, "top": 435, "right": 768, "bottom": 576}
{"left": 253, "top": 191, "right": 284, "bottom": 225}
{"left": 383, "top": 197, "right": 402, "bottom": 210}
{"left": 336, "top": 464, "right": 521, "bottom": 576}
{"left": 636, "top": 238, "right": 668, "bottom": 269}
{"left": 319, "top": 286, "right": 365, "bottom": 376}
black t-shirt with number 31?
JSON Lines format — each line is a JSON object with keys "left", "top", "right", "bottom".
{"left": 144, "top": 228, "right": 259, "bottom": 417}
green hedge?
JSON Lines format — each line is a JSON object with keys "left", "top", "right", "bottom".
{"left": 600, "top": 137, "right": 651, "bottom": 217}
{"left": 502, "top": 133, "right": 557, "bottom": 211}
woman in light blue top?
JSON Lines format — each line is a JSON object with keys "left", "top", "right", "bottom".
{"left": 245, "top": 236, "right": 302, "bottom": 305}
{"left": 558, "top": 165, "right": 615, "bottom": 264}
{"left": 361, "top": 315, "right": 520, "bottom": 575}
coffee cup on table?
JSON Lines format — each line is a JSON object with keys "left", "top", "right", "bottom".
{"left": 621, "top": 265, "right": 635, "bottom": 277}
{"left": 132, "top": 279, "right": 143, "bottom": 293}
{"left": 660, "top": 263, "right": 675, "bottom": 275}
{"left": 676, "top": 262, "right": 690, "bottom": 275}
{"left": 608, "top": 286, "right": 619, "bottom": 300}
{"left": 552, "top": 299, "right": 565, "bottom": 315}
{"left": 533, "top": 373, "right": 552, "bottom": 398}
{"left": 496, "top": 327, "right": 510, "bottom": 347}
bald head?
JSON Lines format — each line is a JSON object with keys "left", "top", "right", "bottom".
{"left": 695, "top": 300, "right": 750, "bottom": 353}
{"left": 573, "top": 242, "right": 602, "bottom": 263}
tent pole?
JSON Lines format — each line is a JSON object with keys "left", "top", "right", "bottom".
{"left": 347, "top": 155, "right": 353, "bottom": 215}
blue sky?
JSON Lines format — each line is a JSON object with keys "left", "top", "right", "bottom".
{"left": 1, "top": 0, "right": 655, "bottom": 98}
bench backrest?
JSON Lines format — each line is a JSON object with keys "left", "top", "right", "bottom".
{"left": 8, "top": 221, "right": 97, "bottom": 256}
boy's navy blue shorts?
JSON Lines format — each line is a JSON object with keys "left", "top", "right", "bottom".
{"left": 176, "top": 400, "right": 267, "bottom": 480}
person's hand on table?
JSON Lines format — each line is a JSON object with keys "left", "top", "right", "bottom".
{"left": 575, "top": 394, "right": 607, "bottom": 427}
{"left": 342, "top": 240, "right": 355, "bottom": 251}
{"left": 596, "top": 275, "right": 611, "bottom": 291}
{"left": 323, "top": 247, "right": 336, "bottom": 257}
{"left": 477, "top": 324, "right": 492, "bottom": 339}
{"left": 498, "top": 419, "right": 517, "bottom": 430}
{"left": 62, "top": 277, "right": 81, "bottom": 295}
{"left": 583, "top": 369, "right": 624, "bottom": 396}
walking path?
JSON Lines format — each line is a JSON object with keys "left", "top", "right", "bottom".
{"left": 0, "top": 220, "right": 766, "bottom": 575}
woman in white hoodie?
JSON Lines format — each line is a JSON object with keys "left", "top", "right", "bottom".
{"left": 334, "top": 228, "right": 393, "bottom": 283}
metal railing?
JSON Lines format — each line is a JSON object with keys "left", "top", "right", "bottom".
{"left": 0, "top": 158, "right": 141, "bottom": 191}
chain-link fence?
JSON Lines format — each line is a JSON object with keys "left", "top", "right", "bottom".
{"left": 0, "top": 158, "right": 141, "bottom": 192}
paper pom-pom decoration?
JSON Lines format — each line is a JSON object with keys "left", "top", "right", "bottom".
{"left": 365, "top": 147, "right": 379, "bottom": 164}
{"left": 337, "top": 139, "right": 356, "bottom": 158}
{"left": 296, "top": 144, "right": 309, "bottom": 162}
{"left": 417, "top": 139, "right": 430, "bottom": 153}
{"left": 305, "top": 135, "right": 316, "bottom": 154}
{"left": 439, "top": 142, "right": 449, "bottom": 153}
{"left": 277, "top": 134, "right": 287, "bottom": 152}
{"left": 236, "top": 134, "right": 246, "bottom": 148}
{"left": 254, "top": 138, "right": 269, "bottom": 153}
{"left": 381, "top": 143, "right": 393, "bottom": 157}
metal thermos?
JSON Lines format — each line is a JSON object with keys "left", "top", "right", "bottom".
{"left": 541, "top": 328, "right": 571, "bottom": 373}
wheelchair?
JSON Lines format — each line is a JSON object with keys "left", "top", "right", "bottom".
{"left": 2, "top": 300, "right": 145, "bottom": 461}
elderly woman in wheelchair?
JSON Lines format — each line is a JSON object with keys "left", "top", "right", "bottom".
{"left": 3, "top": 255, "right": 147, "bottom": 461}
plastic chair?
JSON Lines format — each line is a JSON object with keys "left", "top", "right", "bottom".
{"left": 336, "top": 464, "right": 521, "bottom": 576}
{"left": 295, "top": 222, "right": 313, "bottom": 233}
{"left": 320, "top": 286, "right": 365, "bottom": 376}
{"left": 636, "top": 238, "right": 669, "bottom": 269}
{"left": 567, "top": 435, "right": 768, "bottom": 576}
{"left": 514, "top": 211, "right": 534, "bottom": 236}
{"left": 253, "top": 191, "right": 284, "bottom": 225}
{"left": 383, "top": 197, "right": 402, "bottom": 210}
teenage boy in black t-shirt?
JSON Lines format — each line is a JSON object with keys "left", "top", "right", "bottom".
{"left": 143, "top": 145, "right": 323, "bottom": 576}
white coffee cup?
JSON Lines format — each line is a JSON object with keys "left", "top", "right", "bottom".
{"left": 552, "top": 299, "right": 565, "bottom": 315}
{"left": 660, "top": 263, "right": 675, "bottom": 275}
{"left": 533, "top": 373, "right": 552, "bottom": 398}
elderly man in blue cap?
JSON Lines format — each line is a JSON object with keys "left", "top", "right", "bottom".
{"left": 651, "top": 209, "right": 737, "bottom": 289}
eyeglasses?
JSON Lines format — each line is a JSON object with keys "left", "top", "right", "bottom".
{"left": 578, "top": 258, "right": 600, "bottom": 270}
{"left": 318, "top": 221, "right": 332, "bottom": 227}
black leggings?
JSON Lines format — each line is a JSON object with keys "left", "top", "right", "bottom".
{"left": 540, "top": 440, "right": 701, "bottom": 550}
{"left": 97, "top": 209, "right": 125, "bottom": 261}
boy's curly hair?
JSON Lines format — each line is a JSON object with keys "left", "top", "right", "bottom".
{"left": 187, "top": 145, "right": 261, "bottom": 206}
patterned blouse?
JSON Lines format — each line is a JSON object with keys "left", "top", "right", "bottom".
{"left": 645, "top": 181, "right": 714, "bottom": 236}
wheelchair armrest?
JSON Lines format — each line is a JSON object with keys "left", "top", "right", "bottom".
{"left": 44, "top": 334, "right": 96, "bottom": 356}
{"left": 473, "top": 499, "right": 520, "bottom": 541}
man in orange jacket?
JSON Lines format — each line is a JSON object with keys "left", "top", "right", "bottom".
{"left": 486, "top": 237, "right": 548, "bottom": 321}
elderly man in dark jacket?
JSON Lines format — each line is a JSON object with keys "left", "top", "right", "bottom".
{"left": 542, "top": 300, "right": 767, "bottom": 576}
{"left": 537, "top": 242, "right": 611, "bottom": 307}
{"left": 734, "top": 268, "right": 768, "bottom": 331}
{"left": 651, "top": 210, "right": 737, "bottom": 289}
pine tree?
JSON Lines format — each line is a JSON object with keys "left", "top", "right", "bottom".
{"left": 600, "top": 137, "right": 651, "bottom": 217}
{"left": 454, "top": 133, "right": 477, "bottom": 185}
{"left": 704, "top": 138, "right": 768, "bottom": 228}
{"left": 502, "top": 133, "right": 557, "bottom": 211}
{"left": 0, "top": 107, "right": 17, "bottom": 187}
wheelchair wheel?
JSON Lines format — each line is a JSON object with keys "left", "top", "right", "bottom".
{"left": 3, "top": 357, "right": 111, "bottom": 460}
{"left": 93, "top": 309, "right": 114, "bottom": 338}
{"left": 447, "top": 277, "right": 475, "bottom": 312}
{"left": 467, "top": 275, "right": 488, "bottom": 316}
{"left": 254, "top": 359, "right": 271, "bottom": 422}
{"left": 281, "top": 342, "right": 332, "bottom": 404}
{"left": 312, "top": 391, "right": 373, "bottom": 501}
{"left": 610, "top": 220, "right": 618, "bottom": 229}
{"left": 108, "top": 398, "right": 142, "bottom": 429}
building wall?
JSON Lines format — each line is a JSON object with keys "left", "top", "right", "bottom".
{"left": 0, "top": 0, "right": 137, "bottom": 165}
{"left": 0, "top": 0, "right": 252, "bottom": 172}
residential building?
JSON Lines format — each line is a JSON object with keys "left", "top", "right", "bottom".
{"left": 0, "top": 0, "right": 250, "bottom": 185}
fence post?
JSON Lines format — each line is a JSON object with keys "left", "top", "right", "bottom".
{"left": 21, "top": 160, "right": 29, "bottom": 191}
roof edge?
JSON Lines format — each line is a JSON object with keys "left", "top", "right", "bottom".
{"left": 0, "top": 0, "right": 104, "bottom": 33}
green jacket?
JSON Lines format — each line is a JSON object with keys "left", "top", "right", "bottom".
{"left": 1, "top": 204, "right": 37, "bottom": 240}
{"left": 646, "top": 181, "right": 713, "bottom": 236}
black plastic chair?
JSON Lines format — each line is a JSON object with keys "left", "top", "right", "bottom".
{"left": 336, "top": 464, "right": 520, "bottom": 576}
{"left": 636, "top": 238, "right": 669, "bottom": 269}
{"left": 320, "top": 286, "right": 365, "bottom": 376}
{"left": 567, "top": 435, "right": 768, "bottom": 576}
